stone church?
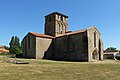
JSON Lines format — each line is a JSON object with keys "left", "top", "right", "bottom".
{"left": 22, "top": 12, "right": 103, "bottom": 62}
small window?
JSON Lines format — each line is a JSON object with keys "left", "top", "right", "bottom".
{"left": 61, "top": 24, "right": 64, "bottom": 33}
{"left": 60, "top": 31, "right": 62, "bottom": 33}
{"left": 58, "top": 23, "right": 61, "bottom": 33}
{"left": 64, "top": 25, "right": 67, "bottom": 32}
{"left": 58, "top": 15, "right": 59, "bottom": 19}
{"left": 94, "top": 32, "right": 96, "bottom": 47}
{"left": 61, "top": 16, "right": 63, "bottom": 21}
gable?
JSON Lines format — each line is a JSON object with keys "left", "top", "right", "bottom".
{"left": 87, "top": 26, "right": 101, "bottom": 35}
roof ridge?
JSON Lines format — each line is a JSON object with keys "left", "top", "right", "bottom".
{"left": 29, "top": 32, "right": 54, "bottom": 38}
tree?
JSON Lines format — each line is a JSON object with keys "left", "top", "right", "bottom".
{"left": 14, "top": 36, "right": 20, "bottom": 48}
{"left": 9, "top": 36, "right": 22, "bottom": 54}
{"left": 105, "top": 47, "right": 118, "bottom": 52}
{"left": 4, "top": 46, "right": 9, "bottom": 50}
{"left": 9, "top": 36, "right": 15, "bottom": 54}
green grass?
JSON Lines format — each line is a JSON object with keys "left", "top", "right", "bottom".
{"left": 0, "top": 56, "right": 120, "bottom": 80}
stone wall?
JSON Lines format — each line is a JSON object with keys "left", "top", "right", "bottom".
{"left": 36, "top": 37, "right": 53, "bottom": 59}
{"left": 22, "top": 33, "right": 36, "bottom": 58}
{"left": 54, "top": 35, "right": 68, "bottom": 60}
{"left": 45, "top": 12, "right": 68, "bottom": 37}
{"left": 104, "top": 54, "right": 114, "bottom": 59}
{"left": 68, "top": 32, "right": 88, "bottom": 61}
{"left": 54, "top": 31, "right": 88, "bottom": 61}
{"left": 22, "top": 33, "right": 53, "bottom": 59}
{"left": 87, "top": 27, "right": 103, "bottom": 61}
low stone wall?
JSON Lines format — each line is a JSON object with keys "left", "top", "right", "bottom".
{"left": 104, "top": 54, "right": 114, "bottom": 59}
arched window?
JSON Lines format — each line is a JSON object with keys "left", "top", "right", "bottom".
{"left": 60, "top": 24, "right": 62, "bottom": 33}
{"left": 64, "top": 25, "right": 66, "bottom": 32}
{"left": 94, "top": 32, "right": 96, "bottom": 47}
{"left": 92, "top": 50, "right": 97, "bottom": 60}
{"left": 58, "top": 23, "right": 61, "bottom": 33}
{"left": 58, "top": 23, "right": 65, "bottom": 34}
{"left": 61, "top": 16, "right": 63, "bottom": 21}
{"left": 49, "top": 16, "right": 51, "bottom": 22}
{"left": 61, "top": 24, "right": 63, "bottom": 33}
{"left": 62, "top": 24, "right": 66, "bottom": 33}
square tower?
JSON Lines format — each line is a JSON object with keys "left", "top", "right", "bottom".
{"left": 45, "top": 12, "right": 68, "bottom": 37}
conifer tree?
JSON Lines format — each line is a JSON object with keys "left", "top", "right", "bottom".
{"left": 9, "top": 36, "right": 15, "bottom": 54}
{"left": 14, "top": 36, "right": 20, "bottom": 48}
{"left": 9, "top": 36, "right": 22, "bottom": 54}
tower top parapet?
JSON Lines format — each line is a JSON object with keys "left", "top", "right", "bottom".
{"left": 45, "top": 12, "right": 68, "bottom": 18}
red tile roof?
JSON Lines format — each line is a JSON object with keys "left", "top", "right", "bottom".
{"left": 0, "top": 46, "right": 4, "bottom": 49}
{"left": 56, "top": 34, "right": 67, "bottom": 37}
{"left": 56, "top": 29, "right": 86, "bottom": 37}
{"left": 0, "top": 46, "right": 9, "bottom": 53}
{"left": 29, "top": 32, "right": 54, "bottom": 38}
{"left": 0, "top": 49, "right": 9, "bottom": 53}
{"left": 104, "top": 52, "right": 118, "bottom": 54}
{"left": 29, "top": 29, "right": 86, "bottom": 38}
{"left": 66, "top": 29, "right": 86, "bottom": 35}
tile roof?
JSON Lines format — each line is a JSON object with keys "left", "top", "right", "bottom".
{"left": 0, "top": 49, "right": 9, "bottom": 53}
{"left": 29, "top": 32, "right": 54, "bottom": 38}
{"left": 66, "top": 29, "right": 86, "bottom": 35}
{"left": 0, "top": 46, "right": 4, "bottom": 48}
{"left": 29, "top": 29, "right": 86, "bottom": 38}
{"left": 104, "top": 52, "right": 118, "bottom": 54}
{"left": 56, "top": 29, "right": 86, "bottom": 37}
{"left": 56, "top": 34, "right": 67, "bottom": 37}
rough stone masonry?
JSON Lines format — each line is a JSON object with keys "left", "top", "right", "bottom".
{"left": 22, "top": 12, "right": 103, "bottom": 62}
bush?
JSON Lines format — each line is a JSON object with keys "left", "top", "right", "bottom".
{"left": 0, "top": 52, "right": 10, "bottom": 55}
{"left": 115, "top": 56, "right": 120, "bottom": 60}
{"left": 16, "top": 53, "right": 23, "bottom": 58}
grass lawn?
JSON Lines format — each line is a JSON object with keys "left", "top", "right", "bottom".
{"left": 0, "top": 56, "right": 120, "bottom": 80}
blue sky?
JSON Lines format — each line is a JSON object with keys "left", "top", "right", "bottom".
{"left": 0, "top": 0, "right": 120, "bottom": 50}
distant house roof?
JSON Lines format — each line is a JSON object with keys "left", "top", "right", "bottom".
{"left": 0, "top": 49, "right": 9, "bottom": 53}
{"left": 0, "top": 46, "right": 4, "bottom": 49}
{"left": 29, "top": 32, "right": 54, "bottom": 39}
{"left": 0, "top": 46, "right": 9, "bottom": 53}
{"left": 115, "top": 53, "right": 120, "bottom": 57}
{"left": 104, "top": 52, "right": 116, "bottom": 55}
{"left": 104, "top": 51, "right": 119, "bottom": 55}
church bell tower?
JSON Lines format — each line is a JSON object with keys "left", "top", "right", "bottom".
{"left": 45, "top": 12, "right": 68, "bottom": 37}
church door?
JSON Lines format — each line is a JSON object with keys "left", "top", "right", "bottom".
{"left": 92, "top": 50, "right": 98, "bottom": 60}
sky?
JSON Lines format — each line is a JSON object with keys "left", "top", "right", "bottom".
{"left": 0, "top": 0, "right": 120, "bottom": 50}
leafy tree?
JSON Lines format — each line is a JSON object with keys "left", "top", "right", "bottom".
{"left": 9, "top": 36, "right": 22, "bottom": 54}
{"left": 105, "top": 47, "right": 118, "bottom": 52}
{"left": 12, "top": 46, "right": 21, "bottom": 54}
{"left": 4, "top": 46, "right": 9, "bottom": 50}
{"left": 14, "top": 36, "right": 20, "bottom": 48}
